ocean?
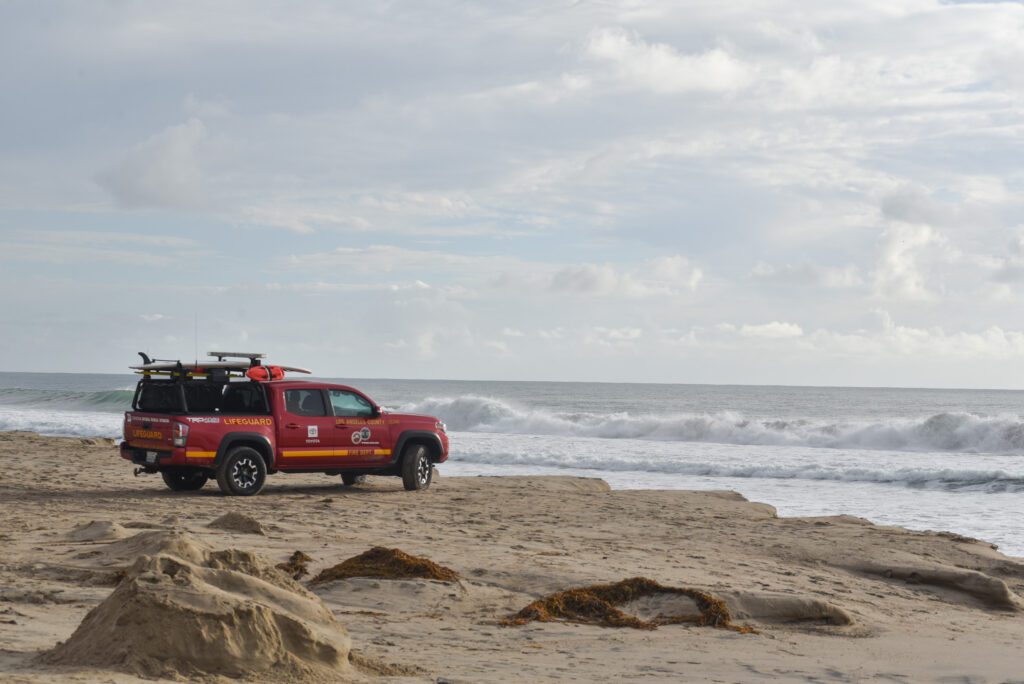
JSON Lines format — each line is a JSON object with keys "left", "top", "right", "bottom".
{"left": 2, "top": 372, "right": 1022, "bottom": 556}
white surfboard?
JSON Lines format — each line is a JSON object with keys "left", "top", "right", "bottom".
{"left": 130, "top": 361, "right": 311, "bottom": 374}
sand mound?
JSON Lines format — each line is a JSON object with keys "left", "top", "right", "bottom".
{"left": 723, "top": 591, "right": 853, "bottom": 626}
{"left": 208, "top": 512, "right": 266, "bottom": 535}
{"left": 89, "top": 530, "right": 213, "bottom": 566}
{"left": 311, "top": 547, "right": 459, "bottom": 584}
{"left": 855, "top": 561, "right": 1023, "bottom": 611}
{"left": 79, "top": 437, "right": 116, "bottom": 447}
{"left": 504, "top": 577, "right": 753, "bottom": 632}
{"left": 42, "top": 540, "right": 354, "bottom": 681}
{"left": 278, "top": 551, "right": 314, "bottom": 580}
{"left": 67, "top": 521, "right": 128, "bottom": 542}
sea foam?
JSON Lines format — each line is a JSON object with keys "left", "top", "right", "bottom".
{"left": 402, "top": 395, "right": 1024, "bottom": 454}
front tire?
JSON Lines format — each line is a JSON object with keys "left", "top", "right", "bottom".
{"left": 401, "top": 444, "right": 432, "bottom": 491}
{"left": 216, "top": 447, "right": 267, "bottom": 496}
{"left": 161, "top": 468, "right": 209, "bottom": 492}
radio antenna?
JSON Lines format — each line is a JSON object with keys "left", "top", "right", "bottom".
{"left": 194, "top": 313, "right": 199, "bottom": 364}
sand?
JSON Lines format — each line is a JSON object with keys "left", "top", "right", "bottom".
{"left": 1, "top": 431, "right": 1023, "bottom": 682}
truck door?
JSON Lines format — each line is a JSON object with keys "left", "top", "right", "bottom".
{"left": 327, "top": 389, "right": 392, "bottom": 467}
{"left": 276, "top": 388, "right": 337, "bottom": 468}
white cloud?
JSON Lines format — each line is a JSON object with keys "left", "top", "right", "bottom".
{"left": 751, "top": 262, "right": 863, "bottom": 289}
{"left": 97, "top": 118, "right": 208, "bottom": 209}
{"left": 873, "top": 224, "right": 945, "bottom": 301}
{"left": 740, "top": 321, "right": 804, "bottom": 339}
{"left": 584, "top": 326, "right": 644, "bottom": 348}
{"left": 805, "top": 312, "right": 1024, "bottom": 361}
{"left": 583, "top": 27, "right": 753, "bottom": 94}
{"left": 548, "top": 256, "right": 702, "bottom": 297}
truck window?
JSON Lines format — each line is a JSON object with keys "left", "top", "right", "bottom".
{"left": 182, "top": 383, "right": 223, "bottom": 413}
{"left": 328, "top": 389, "right": 374, "bottom": 418}
{"left": 136, "top": 383, "right": 183, "bottom": 413}
{"left": 284, "top": 389, "right": 327, "bottom": 417}
{"left": 222, "top": 384, "right": 269, "bottom": 414}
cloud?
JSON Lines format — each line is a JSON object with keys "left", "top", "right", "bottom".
{"left": 880, "top": 188, "right": 954, "bottom": 227}
{"left": 583, "top": 27, "right": 753, "bottom": 94}
{"left": 804, "top": 311, "right": 1024, "bottom": 361}
{"left": 872, "top": 224, "right": 945, "bottom": 301}
{"left": 0, "top": 231, "right": 197, "bottom": 266}
{"left": 548, "top": 256, "right": 702, "bottom": 297}
{"left": 986, "top": 228, "right": 1024, "bottom": 283}
{"left": 751, "top": 262, "right": 864, "bottom": 289}
{"left": 585, "top": 326, "right": 644, "bottom": 348}
{"left": 287, "top": 244, "right": 519, "bottom": 277}
{"left": 740, "top": 321, "right": 804, "bottom": 339}
{"left": 97, "top": 118, "right": 208, "bottom": 209}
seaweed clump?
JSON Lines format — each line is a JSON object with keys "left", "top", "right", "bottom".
{"left": 276, "top": 551, "right": 313, "bottom": 581}
{"left": 309, "top": 547, "right": 459, "bottom": 584}
{"left": 503, "top": 577, "right": 753, "bottom": 633}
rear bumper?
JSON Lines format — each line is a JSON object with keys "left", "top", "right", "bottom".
{"left": 120, "top": 443, "right": 215, "bottom": 469}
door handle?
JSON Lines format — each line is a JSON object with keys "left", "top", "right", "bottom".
{"left": 335, "top": 424, "right": 352, "bottom": 429}
{"left": 285, "top": 423, "right": 301, "bottom": 429}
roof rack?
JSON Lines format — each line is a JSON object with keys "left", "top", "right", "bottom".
{"left": 208, "top": 351, "right": 266, "bottom": 364}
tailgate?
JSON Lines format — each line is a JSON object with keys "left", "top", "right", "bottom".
{"left": 123, "top": 412, "right": 177, "bottom": 450}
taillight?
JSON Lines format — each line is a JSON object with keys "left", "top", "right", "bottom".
{"left": 173, "top": 422, "right": 189, "bottom": 447}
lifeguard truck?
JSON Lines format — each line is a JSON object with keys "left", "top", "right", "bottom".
{"left": 120, "top": 352, "right": 448, "bottom": 496}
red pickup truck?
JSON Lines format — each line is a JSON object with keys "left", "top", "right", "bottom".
{"left": 120, "top": 354, "right": 448, "bottom": 496}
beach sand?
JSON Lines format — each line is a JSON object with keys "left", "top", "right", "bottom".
{"left": 1, "top": 431, "right": 1022, "bottom": 682}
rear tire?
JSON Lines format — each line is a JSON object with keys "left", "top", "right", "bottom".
{"left": 341, "top": 473, "right": 367, "bottom": 486}
{"left": 161, "top": 468, "right": 208, "bottom": 492}
{"left": 401, "top": 444, "right": 432, "bottom": 491}
{"left": 216, "top": 447, "right": 267, "bottom": 496}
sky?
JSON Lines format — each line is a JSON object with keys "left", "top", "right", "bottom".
{"left": 1, "top": 1, "right": 1024, "bottom": 387}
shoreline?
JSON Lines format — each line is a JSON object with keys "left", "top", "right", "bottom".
{"left": 2, "top": 432, "right": 1023, "bottom": 682}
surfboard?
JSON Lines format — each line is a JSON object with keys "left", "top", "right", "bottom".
{"left": 130, "top": 361, "right": 311, "bottom": 374}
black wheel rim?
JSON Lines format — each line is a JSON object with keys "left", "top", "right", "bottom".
{"left": 231, "top": 457, "right": 258, "bottom": 490}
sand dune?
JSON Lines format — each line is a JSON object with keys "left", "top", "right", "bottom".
{"left": 1, "top": 433, "right": 1023, "bottom": 682}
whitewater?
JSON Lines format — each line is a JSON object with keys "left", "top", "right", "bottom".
{"left": 1, "top": 372, "right": 1022, "bottom": 556}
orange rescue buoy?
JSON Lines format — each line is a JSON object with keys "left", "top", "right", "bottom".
{"left": 246, "top": 365, "right": 285, "bottom": 381}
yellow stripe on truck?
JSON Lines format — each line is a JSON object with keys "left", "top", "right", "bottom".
{"left": 186, "top": 450, "right": 216, "bottom": 459}
{"left": 280, "top": 449, "right": 393, "bottom": 458}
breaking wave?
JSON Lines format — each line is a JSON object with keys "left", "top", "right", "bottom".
{"left": 403, "top": 395, "right": 1024, "bottom": 454}
{"left": 0, "top": 388, "right": 134, "bottom": 412}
